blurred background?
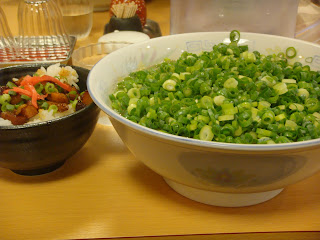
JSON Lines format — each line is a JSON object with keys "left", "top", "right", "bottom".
{"left": 1, "top": 0, "right": 320, "bottom": 43}
{"left": 1, "top": 0, "right": 319, "bottom": 69}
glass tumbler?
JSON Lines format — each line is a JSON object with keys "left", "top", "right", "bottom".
{"left": 18, "top": 0, "right": 71, "bottom": 60}
{"left": 57, "top": 0, "right": 93, "bottom": 40}
{"left": 0, "top": 6, "right": 19, "bottom": 61}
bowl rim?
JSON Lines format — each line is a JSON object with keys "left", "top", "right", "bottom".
{"left": 88, "top": 31, "right": 320, "bottom": 152}
{"left": 0, "top": 63, "right": 96, "bottom": 130}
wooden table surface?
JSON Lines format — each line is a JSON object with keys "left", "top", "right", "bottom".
{"left": 1, "top": 124, "right": 320, "bottom": 240}
{"left": 1, "top": 1, "right": 320, "bottom": 240}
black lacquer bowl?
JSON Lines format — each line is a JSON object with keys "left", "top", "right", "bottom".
{"left": 0, "top": 64, "right": 100, "bottom": 175}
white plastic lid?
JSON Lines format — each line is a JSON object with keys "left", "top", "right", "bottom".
{"left": 98, "top": 31, "right": 150, "bottom": 44}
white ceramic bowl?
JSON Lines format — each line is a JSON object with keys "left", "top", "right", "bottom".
{"left": 88, "top": 32, "right": 320, "bottom": 207}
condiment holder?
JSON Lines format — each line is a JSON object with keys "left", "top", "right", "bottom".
{"left": 104, "top": 0, "right": 161, "bottom": 38}
{"left": 106, "top": 2, "right": 143, "bottom": 33}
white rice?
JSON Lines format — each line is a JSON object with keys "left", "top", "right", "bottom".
{"left": 38, "top": 63, "right": 80, "bottom": 90}
{"left": 0, "top": 118, "right": 12, "bottom": 126}
{"left": 0, "top": 64, "right": 79, "bottom": 126}
{"left": 28, "top": 104, "right": 75, "bottom": 124}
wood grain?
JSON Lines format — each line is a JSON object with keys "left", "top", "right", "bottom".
{"left": 1, "top": 124, "right": 320, "bottom": 240}
{"left": 1, "top": 1, "right": 320, "bottom": 239}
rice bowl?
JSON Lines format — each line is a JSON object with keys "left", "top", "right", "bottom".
{"left": 0, "top": 64, "right": 100, "bottom": 175}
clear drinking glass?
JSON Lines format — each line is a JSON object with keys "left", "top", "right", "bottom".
{"left": 57, "top": 0, "right": 93, "bottom": 40}
{"left": 0, "top": 5, "right": 19, "bottom": 61}
{"left": 18, "top": 0, "right": 71, "bottom": 60}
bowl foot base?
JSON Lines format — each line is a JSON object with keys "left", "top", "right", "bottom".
{"left": 164, "top": 178, "right": 283, "bottom": 207}
{"left": 11, "top": 160, "right": 66, "bottom": 176}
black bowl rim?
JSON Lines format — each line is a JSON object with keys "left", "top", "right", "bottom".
{"left": 0, "top": 63, "right": 97, "bottom": 130}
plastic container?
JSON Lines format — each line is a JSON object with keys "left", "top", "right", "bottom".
{"left": 170, "top": 0, "right": 299, "bottom": 38}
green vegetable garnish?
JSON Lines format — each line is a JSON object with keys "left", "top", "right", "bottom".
{"left": 48, "top": 105, "right": 58, "bottom": 114}
{"left": 110, "top": 32, "right": 320, "bottom": 144}
{"left": 6, "top": 81, "right": 17, "bottom": 88}
{"left": 45, "top": 83, "right": 58, "bottom": 94}
{"left": 41, "top": 101, "right": 49, "bottom": 110}
{"left": 286, "top": 47, "right": 297, "bottom": 59}
{"left": 230, "top": 30, "right": 240, "bottom": 43}
{"left": 0, "top": 94, "right": 11, "bottom": 105}
{"left": 21, "top": 95, "right": 31, "bottom": 101}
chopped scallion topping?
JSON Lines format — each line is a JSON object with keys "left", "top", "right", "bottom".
{"left": 286, "top": 47, "right": 297, "bottom": 59}
{"left": 110, "top": 31, "right": 320, "bottom": 144}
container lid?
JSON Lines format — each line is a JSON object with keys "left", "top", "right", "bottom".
{"left": 98, "top": 30, "right": 150, "bottom": 44}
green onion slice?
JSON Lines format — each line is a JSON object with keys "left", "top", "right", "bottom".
{"left": 48, "top": 105, "right": 58, "bottom": 114}
{"left": 230, "top": 30, "right": 240, "bottom": 43}
{"left": 286, "top": 47, "right": 297, "bottom": 59}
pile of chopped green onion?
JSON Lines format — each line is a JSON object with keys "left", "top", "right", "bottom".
{"left": 109, "top": 31, "right": 320, "bottom": 144}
